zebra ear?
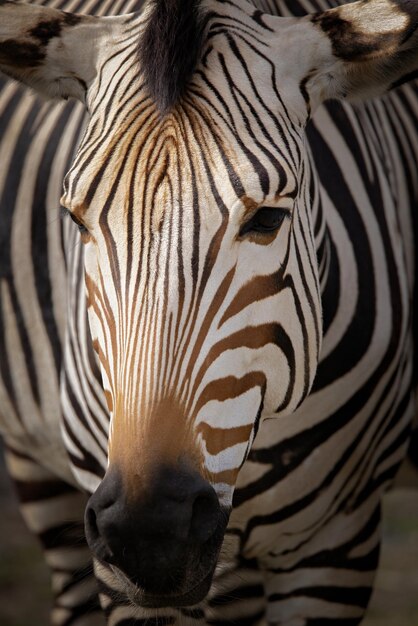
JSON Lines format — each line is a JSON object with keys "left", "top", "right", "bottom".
{"left": 0, "top": 1, "right": 113, "bottom": 102}
{"left": 292, "top": 0, "right": 418, "bottom": 111}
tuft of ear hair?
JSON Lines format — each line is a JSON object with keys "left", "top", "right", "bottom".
{"left": 139, "top": 0, "right": 205, "bottom": 115}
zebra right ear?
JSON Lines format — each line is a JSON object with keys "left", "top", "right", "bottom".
{"left": 0, "top": 1, "right": 119, "bottom": 102}
{"left": 271, "top": 0, "right": 418, "bottom": 114}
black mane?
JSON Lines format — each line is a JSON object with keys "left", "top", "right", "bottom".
{"left": 139, "top": 0, "right": 205, "bottom": 115}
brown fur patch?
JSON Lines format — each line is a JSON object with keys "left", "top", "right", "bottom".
{"left": 104, "top": 390, "right": 113, "bottom": 413}
{"left": 312, "top": 1, "right": 418, "bottom": 63}
{"left": 109, "top": 393, "right": 204, "bottom": 499}
{"left": 29, "top": 19, "right": 62, "bottom": 45}
{"left": 206, "top": 467, "right": 240, "bottom": 485}
{"left": 0, "top": 40, "right": 44, "bottom": 67}
{"left": 197, "top": 422, "right": 253, "bottom": 456}
{"left": 241, "top": 195, "right": 259, "bottom": 217}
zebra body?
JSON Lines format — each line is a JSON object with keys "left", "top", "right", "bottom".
{"left": 0, "top": 0, "right": 417, "bottom": 624}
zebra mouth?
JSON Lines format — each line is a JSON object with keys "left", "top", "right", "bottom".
{"left": 108, "top": 526, "right": 225, "bottom": 608}
{"left": 127, "top": 568, "right": 215, "bottom": 608}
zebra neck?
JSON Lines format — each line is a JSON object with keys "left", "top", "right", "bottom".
{"left": 26, "top": 0, "right": 344, "bottom": 19}
{"left": 249, "top": 0, "right": 342, "bottom": 17}
{"left": 309, "top": 164, "right": 337, "bottom": 340}
{"left": 25, "top": 0, "right": 143, "bottom": 15}
{"left": 316, "top": 223, "right": 338, "bottom": 339}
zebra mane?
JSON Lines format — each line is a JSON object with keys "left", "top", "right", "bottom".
{"left": 139, "top": 0, "right": 205, "bottom": 115}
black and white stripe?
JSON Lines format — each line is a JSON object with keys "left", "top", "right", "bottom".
{"left": 0, "top": 0, "right": 418, "bottom": 624}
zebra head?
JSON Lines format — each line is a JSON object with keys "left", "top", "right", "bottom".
{"left": 2, "top": 0, "right": 418, "bottom": 608}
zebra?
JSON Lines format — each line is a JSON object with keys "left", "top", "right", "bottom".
{"left": 0, "top": 0, "right": 418, "bottom": 624}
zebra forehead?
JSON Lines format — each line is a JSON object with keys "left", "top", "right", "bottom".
{"left": 65, "top": 107, "right": 279, "bottom": 221}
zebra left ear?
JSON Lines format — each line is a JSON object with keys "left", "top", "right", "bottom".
{"left": 287, "top": 0, "right": 418, "bottom": 111}
{"left": 0, "top": 1, "right": 119, "bottom": 102}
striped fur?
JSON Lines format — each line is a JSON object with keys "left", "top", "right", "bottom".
{"left": 0, "top": 0, "right": 418, "bottom": 624}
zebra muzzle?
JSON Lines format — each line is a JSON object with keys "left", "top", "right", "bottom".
{"left": 84, "top": 465, "right": 228, "bottom": 605}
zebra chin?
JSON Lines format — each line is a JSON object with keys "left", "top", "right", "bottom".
{"left": 84, "top": 466, "right": 230, "bottom": 607}
{"left": 110, "top": 561, "right": 217, "bottom": 608}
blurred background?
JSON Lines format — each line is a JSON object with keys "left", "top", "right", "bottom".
{"left": 0, "top": 449, "right": 417, "bottom": 626}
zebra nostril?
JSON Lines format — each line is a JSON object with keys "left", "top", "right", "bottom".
{"left": 85, "top": 506, "right": 99, "bottom": 541}
{"left": 84, "top": 503, "right": 114, "bottom": 564}
{"left": 190, "top": 488, "right": 220, "bottom": 543}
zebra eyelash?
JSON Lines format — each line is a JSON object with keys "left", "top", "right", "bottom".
{"left": 60, "top": 205, "right": 89, "bottom": 234}
{"left": 239, "top": 206, "right": 291, "bottom": 237}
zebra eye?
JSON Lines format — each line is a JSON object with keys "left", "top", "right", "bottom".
{"left": 240, "top": 207, "right": 288, "bottom": 237}
{"left": 70, "top": 214, "right": 88, "bottom": 234}
{"left": 62, "top": 206, "right": 89, "bottom": 235}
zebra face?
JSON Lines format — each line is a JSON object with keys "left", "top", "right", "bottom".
{"left": 3, "top": 0, "right": 418, "bottom": 609}
{"left": 60, "top": 3, "right": 323, "bottom": 604}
